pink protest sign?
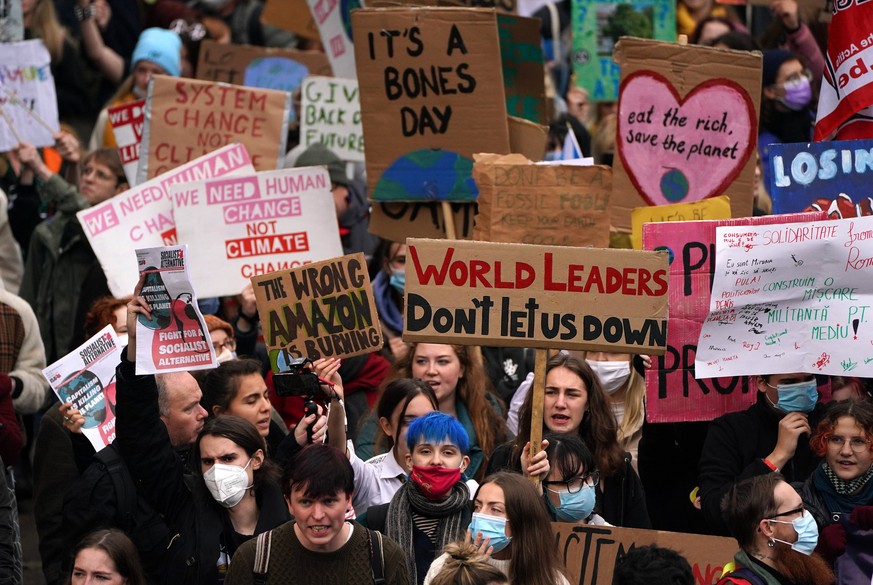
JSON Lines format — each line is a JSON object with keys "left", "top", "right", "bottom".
{"left": 642, "top": 211, "right": 826, "bottom": 422}
{"left": 618, "top": 73, "right": 756, "bottom": 208}
{"left": 610, "top": 39, "right": 761, "bottom": 232}
{"left": 108, "top": 99, "right": 144, "bottom": 186}
{"left": 78, "top": 144, "right": 255, "bottom": 297}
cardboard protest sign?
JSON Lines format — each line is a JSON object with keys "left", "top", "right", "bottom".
{"left": 79, "top": 144, "right": 255, "bottom": 297}
{"left": 42, "top": 325, "right": 122, "bottom": 451}
{"left": 631, "top": 196, "right": 731, "bottom": 249}
{"left": 138, "top": 75, "right": 290, "bottom": 183}
{"left": 497, "top": 14, "right": 546, "bottom": 125}
{"left": 353, "top": 7, "right": 510, "bottom": 201}
{"left": 369, "top": 202, "right": 476, "bottom": 242}
{"left": 768, "top": 139, "right": 873, "bottom": 217}
{"left": 571, "top": 0, "right": 676, "bottom": 103}
{"left": 108, "top": 99, "right": 144, "bottom": 186}
{"left": 300, "top": 76, "right": 364, "bottom": 162}
{"left": 642, "top": 211, "right": 826, "bottom": 422}
{"left": 508, "top": 116, "right": 549, "bottom": 160}
{"left": 307, "top": 0, "right": 357, "bottom": 78}
{"left": 814, "top": 0, "right": 873, "bottom": 141}
{"left": 404, "top": 238, "right": 669, "bottom": 353}
{"left": 611, "top": 38, "right": 761, "bottom": 232}
{"left": 196, "top": 40, "right": 332, "bottom": 86}
{"left": 251, "top": 253, "right": 382, "bottom": 368}
{"left": 0, "top": 0, "right": 23, "bottom": 42}
{"left": 171, "top": 167, "right": 344, "bottom": 298}
{"left": 261, "top": 0, "right": 320, "bottom": 40}
{"left": 0, "top": 39, "right": 59, "bottom": 150}
{"left": 555, "top": 522, "right": 736, "bottom": 585}
{"left": 135, "top": 245, "right": 217, "bottom": 374}
{"left": 473, "top": 154, "right": 610, "bottom": 247}
{"left": 696, "top": 214, "right": 873, "bottom": 378}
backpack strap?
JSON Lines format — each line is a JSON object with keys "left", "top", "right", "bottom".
{"left": 367, "top": 528, "right": 386, "bottom": 585}
{"left": 252, "top": 530, "right": 273, "bottom": 585}
{"left": 95, "top": 446, "right": 136, "bottom": 525}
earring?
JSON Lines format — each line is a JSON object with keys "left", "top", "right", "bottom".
{"left": 767, "top": 538, "right": 775, "bottom": 548}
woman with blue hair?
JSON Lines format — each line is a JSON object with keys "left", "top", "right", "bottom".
{"left": 362, "top": 411, "right": 474, "bottom": 585}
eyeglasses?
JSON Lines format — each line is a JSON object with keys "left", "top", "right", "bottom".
{"left": 543, "top": 470, "right": 599, "bottom": 494}
{"left": 769, "top": 506, "right": 806, "bottom": 520}
{"left": 777, "top": 69, "right": 812, "bottom": 87}
{"left": 826, "top": 434, "right": 872, "bottom": 452}
{"left": 213, "top": 338, "right": 236, "bottom": 353}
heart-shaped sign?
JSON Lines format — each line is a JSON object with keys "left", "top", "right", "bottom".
{"left": 617, "top": 72, "right": 756, "bottom": 207}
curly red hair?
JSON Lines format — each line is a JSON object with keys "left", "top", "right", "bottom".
{"left": 810, "top": 399, "right": 873, "bottom": 457}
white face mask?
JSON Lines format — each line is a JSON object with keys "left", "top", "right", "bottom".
{"left": 203, "top": 458, "right": 253, "bottom": 508}
{"left": 116, "top": 333, "right": 129, "bottom": 348}
{"left": 216, "top": 348, "right": 236, "bottom": 363}
{"left": 586, "top": 360, "right": 631, "bottom": 394}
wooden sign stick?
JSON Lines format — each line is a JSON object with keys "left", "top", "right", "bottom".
{"left": 527, "top": 347, "right": 548, "bottom": 485}
{"left": 441, "top": 200, "right": 457, "bottom": 240}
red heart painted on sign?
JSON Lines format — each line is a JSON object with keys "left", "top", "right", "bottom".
{"left": 617, "top": 72, "right": 756, "bottom": 207}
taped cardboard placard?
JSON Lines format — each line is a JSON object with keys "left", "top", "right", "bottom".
{"left": 352, "top": 7, "right": 510, "bottom": 201}
{"left": 555, "top": 522, "right": 736, "bottom": 585}
{"left": 251, "top": 252, "right": 382, "bottom": 366}
{"left": 497, "top": 14, "right": 546, "bottom": 124}
{"left": 300, "top": 76, "right": 364, "bottom": 162}
{"left": 641, "top": 211, "right": 826, "bottom": 422}
{"left": 768, "top": 139, "right": 873, "bottom": 217}
{"left": 369, "top": 201, "right": 476, "bottom": 242}
{"left": 630, "top": 196, "right": 732, "bottom": 249}
{"left": 611, "top": 38, "right": 761, "bottom": 232}
{"left": 571, "top": 0, "right": 676, "bottom": 103}
{"left": 171, "top": 167, "right": 344, "bottom": 298}
{"left": 195, "top": 40, "right": 332, "bottom": 86}
{"left": 404, "top": 238, "right": 669, "bottom": 353}
{"left": 473, "top": 154, "right": 611, "bottom": 247}
{"left": 138, "top": 76, "right": 290, "bottom": 182}
{"left": 261, "top": 0, "right": 321, "bottom": 40}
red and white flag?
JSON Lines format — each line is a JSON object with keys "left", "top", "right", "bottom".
{"left": 814, "top": 2, "right": 873, "bottom": 141}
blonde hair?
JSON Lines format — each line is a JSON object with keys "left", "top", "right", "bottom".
{"left": 617, "top": 366, "right": 646, "bottom": 450}
{"left": 30, "top": 0, "right": 67, "bottom": 62}
{"left": 430, "top": 542, "right": 508, "bottom": 585}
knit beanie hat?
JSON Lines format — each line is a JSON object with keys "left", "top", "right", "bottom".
{"left": 132, "top": 28, "right": 182, "bottom": 78}
{"left": 762, "top": 49, "right": 794, "bottom": 87}
{"left": 295, "top": 143, "right": 348, "bottom": 186}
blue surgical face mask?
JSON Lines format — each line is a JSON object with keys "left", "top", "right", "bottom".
{"left": 770, "top": 510, "right": 818, "bottom": 555}
{"left": 543, "top": 150, "right": 562, "bottom": 162}
{"left": 547, "top": 484, "right": 596, "bottom": 522}
{"left": 468, "top": 513, "right": 512, "bottom": 552}
{"left": 774, "top": 380, "right": 818, "bottom": 413}
{"left": 389, "top": 268, "right": 405, "bottom": 293}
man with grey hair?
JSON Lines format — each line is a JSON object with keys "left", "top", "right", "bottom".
{"left": 33, "top": 371, "right": 207, "bottom": 585}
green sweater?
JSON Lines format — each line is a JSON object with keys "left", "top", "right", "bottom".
{"left": 225, "top": 521, "right": 409, "bottom": 585}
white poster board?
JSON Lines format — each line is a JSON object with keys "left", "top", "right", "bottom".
{"left": 306, "top": 0, "right": 356, "bottom": 78}
{"left": 108, "top": 99, "right": 145, "bottom": 186}
{"left": 135, "top": 245, "right": 217, "bottom": 374}
{"left": 42, "top": 325, "right": 121, "bottom": 451}
{"left": 696, "top": 215, "right": 873, "bottom": 377}
{"left": 300, "top": 76, "right": 364, "bottom": 162}
{"left": 171, "top": 167, "right": 344, "bottom": 297}
{"left": 0, "top": 39, "right": 59, "bottom": 149}
{"left": 78, "top": 144, "right": 255, "bottom": 297}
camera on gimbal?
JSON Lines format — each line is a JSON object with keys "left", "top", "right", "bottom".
{"left": 272, "top": 357, "right": 334, "bottom": 442}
